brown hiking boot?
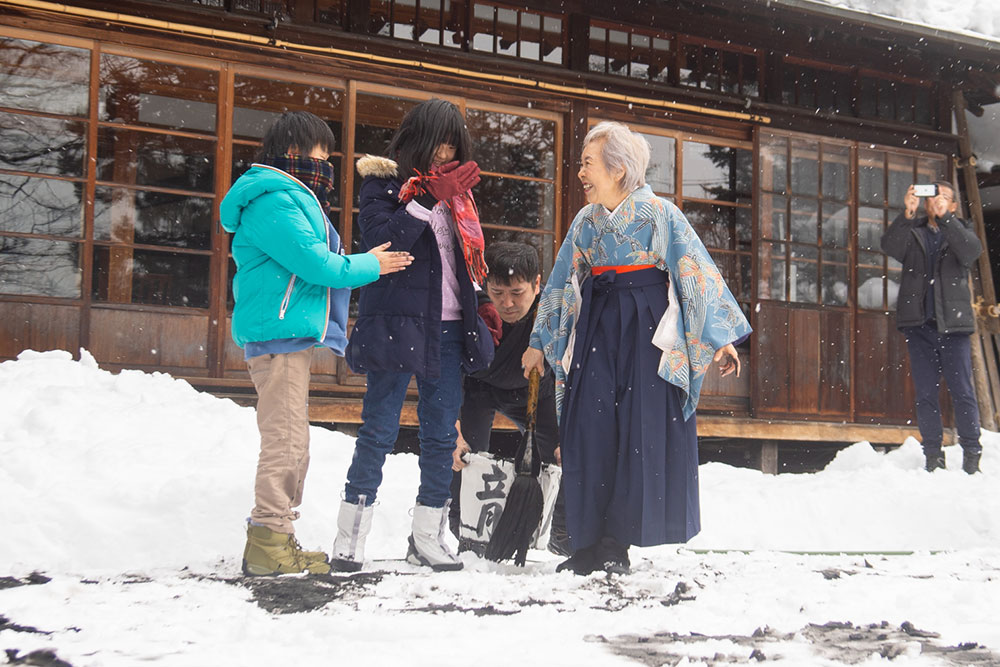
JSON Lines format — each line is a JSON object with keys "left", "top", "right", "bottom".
{"left": 242, "top": 524, "right": 331, "bottom": 576}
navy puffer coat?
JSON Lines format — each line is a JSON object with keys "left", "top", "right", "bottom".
{"left": 345, "top": 156, "right": 494, "bottom": 377}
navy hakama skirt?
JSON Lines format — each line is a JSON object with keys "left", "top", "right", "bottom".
{"left": 560, "top": 267, "right": 700, "bottom": 550}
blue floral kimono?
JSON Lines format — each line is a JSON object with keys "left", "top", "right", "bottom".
{"left": 530, "top": 185, "right": 752, "bottom": 548}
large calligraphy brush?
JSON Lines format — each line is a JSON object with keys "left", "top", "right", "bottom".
{"left": 485, "top": 368, "right": 544, "bottom": 566}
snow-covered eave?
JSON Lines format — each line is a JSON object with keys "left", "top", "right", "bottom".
{"left": 766, "top": 0, "right": 1000, "bottom": 55}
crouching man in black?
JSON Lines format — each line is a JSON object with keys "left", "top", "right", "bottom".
{"left": 880, "top": 182, "right": 984, "bottom": 474}
{"left": 450, "top": 242, "right": 569, "bottom": 555}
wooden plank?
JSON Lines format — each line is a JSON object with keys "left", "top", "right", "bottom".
{"left": 0, "top": 302, "right": 81, "bottom": 358}
{"left": 754, "top": 303, "right": 790, "bottom": 412}
{"left": 969, "top": 329, "right": 995, "bottom": 430}
{"left": 695, "top": 414, "right": 952, "bottom": 446}
{"left": 975, "top": 330, "right": 1000, "bottom": 429}
{"left": 89, "top": 308, "right": 209, "bottom": 368}
{"left": 853, "top": 311, "right": 884, "bottom": 418}
{"left": 300, "top": 395, "right": 943, "bottom": 445}
{"left": 888, "top": 326, "right": 916, "bottom": 420}
{"left": 308, "top": 399, "right": 519, "bottom": 430}
{"left": 818, "top": 309, "right": 850, "bottom": 415}
{"left": 788, "top": 308, "right": 820, "bottom": 413}
{"left": 988, "top": 332, "right": 1000, "bottom": 428}
{"left": 855, "top": 311, "right": 916, "bottom": 423}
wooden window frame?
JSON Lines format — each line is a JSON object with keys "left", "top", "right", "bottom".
{"left": 778, "top": 55, "right": 936, "bottom": 127}
{"left": 91, "top": 44, "right": 223, "bottom": 311}
{"left": 470, "top": 1, "right": 565, "bottom": 65}
{"left": 676, "top": 35, "right": 762, "bottom": 98}
{"left": 465, "top": 98, "right": 563, "bottom": 264}
{"left": 758, "top": 131, "right": 855, "bottom": 309}
{"left": 588, "top": 19, "right": 674, "bottom": 84}
{"left": 0, "top": 28, "right": 93, "bottom": 304}
{"left": 372, "top": 0, "right": 466, "bottom": 50}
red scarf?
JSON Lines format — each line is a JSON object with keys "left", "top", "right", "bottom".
{"left": 399, "top": 172, "right": 488, "bottom": 286}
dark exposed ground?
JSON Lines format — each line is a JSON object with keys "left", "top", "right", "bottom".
{"left": 221, "top": 570, "right": 390, "bottom": 614}
{"left": 2, "top": 569, "right": 999, "bottom": 666}
{"left": 595, "top": 621, "right": 1000, "bottom": 666}
{"left": 227, "top": 571, "right": 1000, "bottom": 665}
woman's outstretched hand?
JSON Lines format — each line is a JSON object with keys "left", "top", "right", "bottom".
{"left": 368, "top": 242, "right": 413, "bottom": 275}
{"left": 713, "top": 343, "right": 741, "bottom": 377}
{"left": 522, "top": 346, "right": 544, "bottom": 379}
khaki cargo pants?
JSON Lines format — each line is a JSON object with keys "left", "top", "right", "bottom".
{"left": 247, "top": 347, "right": 314, "bottom": 534}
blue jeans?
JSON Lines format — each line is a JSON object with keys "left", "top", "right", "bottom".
{"left": 904, "top": 323, "right": 981, "bottom": 454}
{"left": 344, "top": 323, "right": 464, "bottom": 508}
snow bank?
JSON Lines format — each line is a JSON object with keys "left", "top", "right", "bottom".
{"left": 0, "top": 350, "right": 998, "bottom": 577}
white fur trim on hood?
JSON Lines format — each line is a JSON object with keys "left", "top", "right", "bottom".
{"left": 356, "top": 155, "right": 398, "bottom": 179}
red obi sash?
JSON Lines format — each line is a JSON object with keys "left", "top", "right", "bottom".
{"left": 591, "top": 264, "right": 656, "bottom": 275}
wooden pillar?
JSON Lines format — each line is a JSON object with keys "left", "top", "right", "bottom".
{"left": 108, "top": 129, "right": 139, "bottom": 304}
{"left": 755, "top": 441, "right": 779, "bottom": 475}
{"left": 344, "top": 0, "right": 371, "bottom": 33}
{"left": 566, "top": 13, "right": 589, "bottom": 73}
{"left": 953, "top": 90, "right": 1000, "bottom": 431}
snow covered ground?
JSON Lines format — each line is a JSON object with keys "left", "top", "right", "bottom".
{"left": 1, "top": 349, "right": 999, "bottom": 666}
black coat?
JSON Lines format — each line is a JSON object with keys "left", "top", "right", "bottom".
{"left": 880, "top": 211, "right": 982, "bottom": 333}
{"left": 345, "top": 166, "right": 493, "bottom": 377}
{"left": 468, "top": 295, "right": 553, "bottom": 395}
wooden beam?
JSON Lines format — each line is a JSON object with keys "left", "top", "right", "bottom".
{"left": 953, "top": 90, "right": 999, "bottom": 331}
{"left": 306, "top": 398, "right": 519, "bottom": 430}
{"left": 695, "top": 415, "right": 952, "bottom": 446}
{"left": 300, "top": 398, "right": 942, "bottom": 445}
{"left": 981, "top": 332, "right": 1000, "bottom": 429}
{"left": 953, "top": 89, "right": 1000, "bottom": 431}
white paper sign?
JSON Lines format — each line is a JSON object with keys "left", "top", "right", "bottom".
{"left": 458, "top": 452, "right": 562, "bottom": 556}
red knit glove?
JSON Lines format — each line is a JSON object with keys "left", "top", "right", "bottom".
{"left": 426, "top": 161, "right": 481, "bottom": 202}
{"left": 478, "top": 301, "right": 503, "bottom": 347}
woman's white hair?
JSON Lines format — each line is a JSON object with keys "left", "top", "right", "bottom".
{"left": 584, "top": 121, "right": 650, "bottom": 193}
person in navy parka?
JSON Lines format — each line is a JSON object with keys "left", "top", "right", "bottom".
{"left": 332, "top": 99, "right": 494, "bottom": 572}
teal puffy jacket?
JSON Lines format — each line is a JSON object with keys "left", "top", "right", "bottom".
{"left": 220, "top": 164, "right": 380, "bottom": 347}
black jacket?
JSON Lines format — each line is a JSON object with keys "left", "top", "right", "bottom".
{"left": 880, "top": 211, "right": 982, "bottom": 333}
{"left": 468, "top": 295, "right": 553, "bottom": 395}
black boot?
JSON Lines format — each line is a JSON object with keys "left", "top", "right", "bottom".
{"left": 925, "top": 450, "right": 946, "bottom": 472}
{"left": 556, "top": 543, "right": 598, "bottom": 576}
{"left": 595, "top": 536, "right": 630, "bottom": 575}
{"left": 962, "top": 450, "right": 981, "bottom": 475}
{"left": 547, "top": 492, "right": 571, "bottom": 557}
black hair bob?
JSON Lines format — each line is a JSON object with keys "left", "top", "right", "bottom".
{"left": 387, "top": 99, "right": 473, "bottom": 178}
{"left": 485, "top": 241, "right": 540, "bottom": 286}
{"left": 257, "top": 111, "right": 336, "bottom": 160}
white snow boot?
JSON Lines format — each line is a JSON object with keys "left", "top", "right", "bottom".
{"left": 406, "top": 500, "right": 463, "bottom": 571}
{"left": 331, "top": 496, "right": 373, "bottom": 572}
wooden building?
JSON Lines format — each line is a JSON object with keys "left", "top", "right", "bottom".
{"left": 2, "top": 0, "right": 998, "bottom": 469}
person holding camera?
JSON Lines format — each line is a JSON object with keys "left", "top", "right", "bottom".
{"left": 880, "top": 182, "right": 983, "bottom": 474}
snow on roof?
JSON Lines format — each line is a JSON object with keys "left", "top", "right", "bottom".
{"left": 783, "top": 0, "right": 1000, "bottom": 46}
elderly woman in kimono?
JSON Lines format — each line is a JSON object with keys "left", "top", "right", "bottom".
{"left": 522, "top": 121, "right": 752, "bottom": 575}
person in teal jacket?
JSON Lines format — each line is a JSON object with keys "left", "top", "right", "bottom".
{"left": 220, "top": 111, "right": 412, "bottom": 576}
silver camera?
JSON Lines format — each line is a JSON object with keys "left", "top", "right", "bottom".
{"left": 913, "top": 184, "right": 938, "bottom": 197}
